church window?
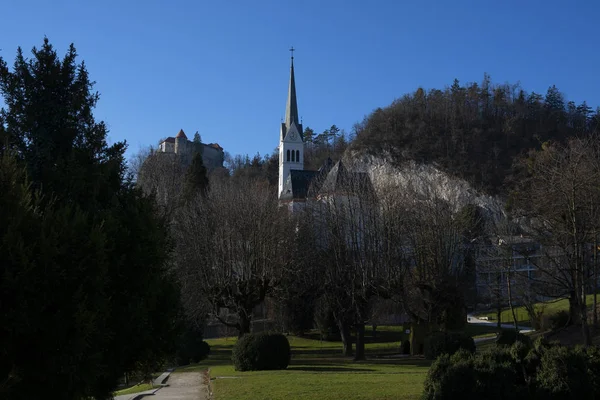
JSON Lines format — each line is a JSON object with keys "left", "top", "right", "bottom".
{"left": 296, "top": 150, "right": 300, "bottom": 162}
{"left": 292, "top": 150, "right": 295, "bottom": 162}
{"left": 287, "top": 150, "right": 290, "bottom": 161}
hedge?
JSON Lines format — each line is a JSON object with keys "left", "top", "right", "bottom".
{"left": 423, "top": 338, "right": 600, "bottom": 400}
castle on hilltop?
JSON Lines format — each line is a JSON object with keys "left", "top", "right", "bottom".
{"left": 158, "top": 129, "right": 224, "bottom": 169}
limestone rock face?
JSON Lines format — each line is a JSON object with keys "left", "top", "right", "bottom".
{"left": 346, "top": 152, "right": 506, "bottom": 222}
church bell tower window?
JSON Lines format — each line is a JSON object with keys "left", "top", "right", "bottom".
{"left": 287, "top": 150, "right": 290, "bottom": 162}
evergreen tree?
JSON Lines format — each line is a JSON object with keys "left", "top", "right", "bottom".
{"left": 193, "top": 131, "right": 202, "bottom": 144}
{"left": 183, "top": 151, "right": 209, "bottom": 200}
{"left": 0, "top": 39, "right": 180, "bottom": 399}
{"left": 303, "top": 126, "right": 314, "bottom": 143}
{"left": 351, "top": 76, "right": 597, "bottom": 195}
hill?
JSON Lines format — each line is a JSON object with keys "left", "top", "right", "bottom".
{"left": 351, "top": 76, "right": 600, "bottom": 195}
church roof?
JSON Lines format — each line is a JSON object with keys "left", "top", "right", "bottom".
{"left": 176, "top": 129, "right": 188, "bottom": 139}
{"left": 318, "top": 160, "right": 373, "bottom": 195}
{"left": 280, "top": 169, "right": 318, "bottom": 201}
{"left": 306, "top": 157, "right": 334, "bottom": 196}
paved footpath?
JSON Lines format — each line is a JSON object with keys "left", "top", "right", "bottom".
{"left": 150, "top": 372, "right": 209, "bottom": 400}
{"left": 114, "top": 371, "right": 208, "bottom": 400}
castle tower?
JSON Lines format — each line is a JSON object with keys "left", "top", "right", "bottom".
{"left": 174, "top": 129, "right": 188, "bottom": 154}
{"left": 278, "top": 48, "right": 304, "bottom": 199}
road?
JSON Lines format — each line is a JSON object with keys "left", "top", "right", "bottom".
{"left": 467, "top": 314, "right": 533, "bottom": 333}
{"left": 467, "top": 313, "right": 533, "bottom": 344}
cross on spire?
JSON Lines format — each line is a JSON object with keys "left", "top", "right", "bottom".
{"left": 285, "top": 47, "right": 299, "bottom": 128}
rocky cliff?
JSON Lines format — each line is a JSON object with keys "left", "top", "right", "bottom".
{"left": 348, "top": 152, "right": 507, "bottom": 222}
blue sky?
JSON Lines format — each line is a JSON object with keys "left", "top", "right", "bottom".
{"left": 1, "top": 0, "right": 598, "bottom": 163}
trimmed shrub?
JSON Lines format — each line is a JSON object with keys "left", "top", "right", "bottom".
{"left": 549, "top": 310, "right": 571, "bottom": 331}
{"left": 424, "top": 331, "right": 475, "bottom": 360}
{"left": 176, "top": 328, "right": 210, "bottom": 366}
{"left": 495, "top": 329, "right": 531, "bottom": 347}
{"left": 422, "top": 339, "right": 600, "bottom": 400}
{"left": 192, "top": 341, "right": 211, "bottom": 363}
{"left": 176, "top": 353, "right": 190, "bottom": 367}
{"left": 232, "top": 332, "right": 291, "bottom": 371}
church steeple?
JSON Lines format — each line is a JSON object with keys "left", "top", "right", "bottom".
{"left": 285, "top": 48, "right": 299, "bottom": 128}
{"left": 279, "top": 47, "right": 304, "bottom": 200}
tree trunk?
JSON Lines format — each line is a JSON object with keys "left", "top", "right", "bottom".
{"left": 496, "top": 274, "right": 502, "bottom": 329}
{"left": 237, "top": 312, "right": 251, "bottom": 337}
{"left": 569, "top": 290, "right": 582, "bottom": 325}
{"left": 507, "top": 267, "right": 519, "bottom": 332}
{"left": 581, "top": 285, "right": 592, "bottom": 346}
{"left": 354, "top": 322, "right": 366, "bottom": 361}
{"left": 594, "top": 234, "right": 598, "bottom": 327}
{"left": 337, "top": 318, "right": 353, "bottom": 356}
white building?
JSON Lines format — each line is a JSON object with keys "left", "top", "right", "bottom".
{"left": 157, "top": 129, "right": 224, "bottom": 170}
{"left": 277, "top": 53, "right": 372, "bottom": 210}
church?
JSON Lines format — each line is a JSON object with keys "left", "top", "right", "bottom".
{"left": 277, "top": 51, "right": 371, "bottom": 210}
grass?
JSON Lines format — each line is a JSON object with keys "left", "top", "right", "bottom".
{"left": 175, "top": 324, "right": 502, "bottom": 400}
{"left": 475, "top": 294, "right": 597, "bottom": 326}
{"left": 179, "top": 334, "right": 430, "bottom": 400}
{"left": 113, "top": 382, "right": 154, "bottom": 396}
{"left": 209, "top": 359, "right": 429, "bottom": 400}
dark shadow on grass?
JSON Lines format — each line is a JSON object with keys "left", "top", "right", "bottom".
{"left": 299, "top": 330, "right": 405, "bottom": 345}
{"left": 287, "top": 366, "right": 376, "bottom": 372}
{"left": 292, "top": 349, "right": 344, "bottom": 356}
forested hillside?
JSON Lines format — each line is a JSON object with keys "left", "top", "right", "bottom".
{"left": 351, "top": 75, "right": 600, "bottom": 194}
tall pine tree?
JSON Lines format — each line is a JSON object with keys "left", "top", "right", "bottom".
{"left": 183, "top": 151, "right": 209, "bottom": 201}
{"left": 0, "top": 39, "right": 181, "bottom": 399}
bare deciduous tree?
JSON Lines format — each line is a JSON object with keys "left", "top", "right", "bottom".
{"left": 302, "top": 161, "right": 385, "bottom": 359}
{"left": 512, "top": 135, "right": 600, "bottom": 345}
{"left": 135, "top": 148, "right": 186, "bottom": 213}
{"left": 377, "top": 176, "right": 476, "bottom": 354}
{"left": 174, "top": 177, "right": 293, "bottom": 337}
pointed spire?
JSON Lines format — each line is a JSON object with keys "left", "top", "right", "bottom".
{"left": 176, "top": 129, "right": 187, "bottom": 139}
{"left": 285, "top": 48, "right": 299, "bottom": 128}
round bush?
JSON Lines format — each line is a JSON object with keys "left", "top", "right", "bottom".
{"left": 192, "top": 341, "right": 211, "bottom": 363}
{"left": 495, "top": 329, "right": 531, "bottom": 347}
{"left": 176, "top": 353, "right": 190, "bottom": 366}
{"left": 176, "top": 328, "right": 210, "bottom": 366}
{"left": 232, "top": 332, "right": 291, "bottom": 371}
{"left": 424, "top": 331, "right": 475, "bottom": 360}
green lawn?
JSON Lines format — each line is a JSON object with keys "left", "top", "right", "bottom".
{"left": 209, "top": 359, "right": 429, "bottom": 400}
{"left": 175, "top": 325, "right": 501, "bottom": 400}
{"left": 475, "top": 294, "right": 598, "bottom": 326}
{"left": 180, "top": 335, "right": 430, "bottom": 400}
